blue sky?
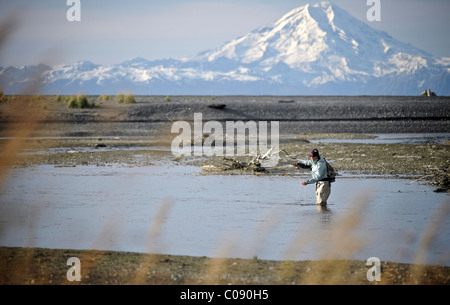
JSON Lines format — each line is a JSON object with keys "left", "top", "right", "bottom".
{"left": 0, "top": 0, "right": 449, "bottom": 67}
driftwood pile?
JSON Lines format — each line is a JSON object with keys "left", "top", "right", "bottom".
{"left": 202, "top": 148, "right": 278, "bottom": 173}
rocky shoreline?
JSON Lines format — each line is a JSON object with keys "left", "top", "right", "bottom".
{"left": 2, "top": 95, "right": 449, "bottom": 136}
{"left": 1, "top": 246, "right": 449, "bottom": 285}
{"left": 7, "top": 132, "right": 449, "bottom": 191}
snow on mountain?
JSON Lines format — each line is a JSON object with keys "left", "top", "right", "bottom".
{"left": 0, "top": 1, "right": 448, "bottom": 95}
{"left": 189, "top": 1, "right": 437, "bottom": 90}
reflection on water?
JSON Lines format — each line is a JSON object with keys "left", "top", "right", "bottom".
{"left": 310, "top": 133, "right": 450, "bottom": 144}
{"left": 0, "top": 164, "right": 448, "bottom": 266}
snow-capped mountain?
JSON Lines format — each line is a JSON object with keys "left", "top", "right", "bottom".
{"left": 1, "top": 1, "right": 449, "bottom": 95}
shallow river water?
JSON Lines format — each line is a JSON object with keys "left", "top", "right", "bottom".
{"left": 0, "top": 164, "right": 448, "bottom": 266}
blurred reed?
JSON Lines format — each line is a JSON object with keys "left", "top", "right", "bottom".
{"left": 0, "top": 17, "right": 447, "bottom": 285}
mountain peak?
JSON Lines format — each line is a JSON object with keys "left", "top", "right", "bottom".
{"left": 314, "top": 1, "right": 335, "bottom": 10}
{"left": 274, "top": 1, "right": 337, "bottom": 28}
{"left": 197, "top": 1, "right": 349, "bottom": 68}
{"left": 199, "top": 1, "right": 435, "bottom": 75}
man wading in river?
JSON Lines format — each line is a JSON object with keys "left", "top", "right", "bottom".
{"left": 292, "top": 149, "right": 331, "bottom": 206}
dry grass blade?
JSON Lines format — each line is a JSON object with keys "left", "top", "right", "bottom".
{"left": 200, "top": 231, "right": 238, "bottom": 285}
{"left": 132, "top": 199, "right": 173, "bottom": 284}
{"left": 244, "top": 206, "right": 285, "bottom": 258}
{"left": 0, "top": 13, "right": 17, "bottom": 57}
{"left": 296, "top": 192, "right": 370, "bottom": 284}
{"left": 65, "top": 213, "right": 123, "bottom": 285}
{"left": 408, "top": 199, "right": 450, "bottom": 284}
{"left": 0, "top": 16, "right": 57, "bottom": 284}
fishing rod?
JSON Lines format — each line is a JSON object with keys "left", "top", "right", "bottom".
{"left": 281, "top": 150, "right": 311, "bottom": 205}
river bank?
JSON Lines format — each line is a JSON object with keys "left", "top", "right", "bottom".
{"left": 1, "top": 246, "right": 449, "bottom": 285}
{"left": 6, "top": 133, "right": 449, "bottom": 191}
{"left": 1, "top": 96, "right": 448, "bottom": 189}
